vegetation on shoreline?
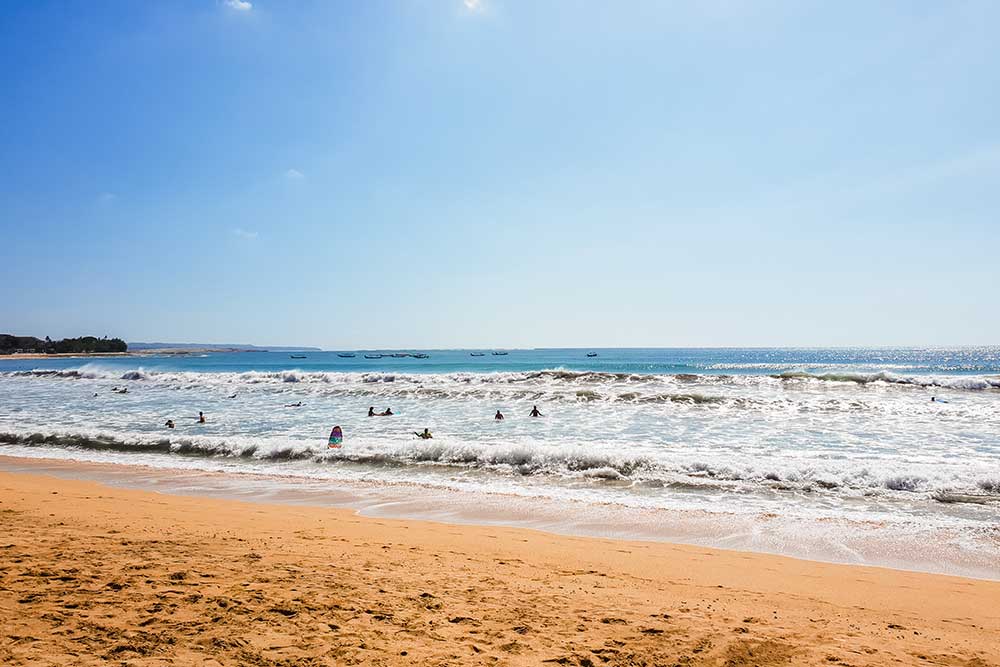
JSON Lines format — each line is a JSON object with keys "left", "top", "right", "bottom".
{"left": 0, "top": 334, "right": 127, "bottom": 355}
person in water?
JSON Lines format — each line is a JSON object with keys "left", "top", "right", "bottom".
{"left": 165, "top": 419, "right": 175, "bottom": 429}
{"left": 380, "top": 407, "right": 393, "bottom": 416}
{"left": 368, "top": 407, "right": 376, "bottom": 417}
{"left": 285, "top": 401, "right": 303, "bottom": 407}
{"left": 228, "top": 393, "right": 237, "bottom": 399}
{"left": 198, "top": 411, "right": 206, "bottom": 423}
{"left": 529, "top": 405, "right": 542, "bottom": 417}
{"left": 495, "top": 410, "right": 504, "bottom": 420}
{"left": 414, "top": 428, "right": 433, "bottom": 439}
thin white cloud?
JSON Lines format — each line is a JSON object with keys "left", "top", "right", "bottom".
{"left": 224, "top": 0, "right": 252, "bottom": 12}
{"left": 463, "top": 0, "right": 483, "bottom": 12}
{"left": 285, "top": 168, "right": 305, "bottom": 180}
{"left": 233, "top": 228, "right": 258, "bottom": 240}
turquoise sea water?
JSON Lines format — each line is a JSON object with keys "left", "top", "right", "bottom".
{"left": 3, "top": 346, "right": 999, "bottom": 377}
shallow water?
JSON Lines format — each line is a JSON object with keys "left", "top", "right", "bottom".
{"left": 1, "top": 347, "right": 998, "bottom": 577}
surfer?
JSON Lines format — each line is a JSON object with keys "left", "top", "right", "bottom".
{"left": 285, "top": 401, "right": 303, "bottom": 407}
{"left": 414, "top": 428, "right": 433, "bottom": 439}
{"left": 495, "top": 410, "right": 504, "bottom": 421}
{"left": 198, "top": 411, "right": 206, "bottom": 423}
{"left": 368, "top": 407, "right": 376, "bottom": 417}
{"left": 165, "top": 419, "right": 175, "bottom": 429}
{"left": 228, "top": 393, "right": 237, "bottom": 399}
{"left": 380, "top": 407, "right": 394, "bottom": 416}
{"left": 529, "top": 405, "right": 543, "bottom": 417}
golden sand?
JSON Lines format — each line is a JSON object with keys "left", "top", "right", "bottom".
{"left": 1, "top": 470, "right": 997, "bottom": 666}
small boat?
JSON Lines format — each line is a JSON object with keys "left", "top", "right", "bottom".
{"left": 470, "top": 352, "right": 485, "bottom": 357}
{"left": 390, "top": 353, "right": 410, "bottom": 358}
{"left": 492, "top": 351, "right": 508, "bottom": 356}
{"left": 586, "top": 352, "right": 598, "bottom": 357}
{"left": 337, "top": 353, "right": 356, "bottom": 358}
{"left": 412, "top": 353, "right": 429, "bottom": 359}
{"left": 289, "top": 355, "right": 307, "bottom": 359}
{"left": 364, "top": 354, "right": 383, "bottom": 359}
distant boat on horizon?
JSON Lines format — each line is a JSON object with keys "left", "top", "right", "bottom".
{"left": 289, "top": 354, "right": 307, "bottom": 359}
{"left": 470, "top": 352, "right": 486, "bottom": 357}
{"left": 586, "top": 352, "right": 598, "bottom": 357}
{"left": 492, "top": 351, "right": 508, "bottom": 356}
{"left": 412, "top": 353, "right": 429, "bottom": 359}
{"left": 363, "top": 354, "right": 383, "bottom": 359}
{"left": 337, "top": 353, "right": 356, "bottom": 358}
{"left": 390, "top": 353, "right": 410, "bottom": 358}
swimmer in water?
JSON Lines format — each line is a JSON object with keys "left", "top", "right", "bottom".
{"left": 368, "top": 407, "right": 376, "bottom": 417}
{"left": 165, "top": 419, "right": 175, "bottom": 429}
{"left": 380, "top": 407, "right": 393, "bottom": 416}
{"left": 414, "top": 428, "right": 433, "bottom": 439}
{"left": 285, "top": 401, "right": 303, "bottom": 407}
{"left": 529, "top": 405, "right": 542, "bottom": 417}
{"left": 198, "top": 411, "right": 206, "bottom": 423}
{"left": 495, "top": 410, "right": 504, "bottom": 421}
{"left": 228, "top": 393, "right": 237, "bottom": 399}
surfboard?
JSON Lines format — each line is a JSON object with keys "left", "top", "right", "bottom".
{"left": 328, "top": 426, "right": 343, "bottom": 449}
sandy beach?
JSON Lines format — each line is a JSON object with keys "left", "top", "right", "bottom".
{"left": 1, "top": 470, "right": 997, "bottom": 666}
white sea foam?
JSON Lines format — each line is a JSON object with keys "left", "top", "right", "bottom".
{"left": 2, "top": 425, "right": 997, "bottom": 502}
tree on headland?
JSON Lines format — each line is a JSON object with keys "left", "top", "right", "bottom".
{"left": 0, "top": 334, "right": 127, "bottom": 354}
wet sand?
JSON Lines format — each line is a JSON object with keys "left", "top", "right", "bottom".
{"left": 1, "top": 471, "right": 998, "bottom": 666}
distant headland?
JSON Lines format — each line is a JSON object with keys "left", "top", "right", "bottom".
{"left": 0, "top": 334, "right": 319, "bottom": 359}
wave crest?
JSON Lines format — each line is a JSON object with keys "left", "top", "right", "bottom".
{"left": 775, "top": 370, "right": 1000, "bottom": 390}
{"left": 3, "top": 429, "right": 997, "bottom": 499}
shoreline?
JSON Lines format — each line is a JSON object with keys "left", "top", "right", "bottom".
{"left": 1, "top": 469, "right": 998, "bottom": 666}
{"left": 1, "top": 454, "right": 998, "bottom": 583}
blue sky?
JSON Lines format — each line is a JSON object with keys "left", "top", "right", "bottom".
{"left": 2, "top": 0, "right": 998, "bottom": 348}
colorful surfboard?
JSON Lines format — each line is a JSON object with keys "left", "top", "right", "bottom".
{"left": 328, "top": 425, "right": 343, "bottom": 449}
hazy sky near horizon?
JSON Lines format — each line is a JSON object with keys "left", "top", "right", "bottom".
{"left": 2, "top": 1, "right": 998, "bottom": 348}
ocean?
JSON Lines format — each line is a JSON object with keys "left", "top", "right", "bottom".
{"left": 2, "top": 347, "right": 998, "bottom": 578}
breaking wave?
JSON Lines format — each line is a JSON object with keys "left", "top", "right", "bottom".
{"left": 774, "top": 370, "right": 1000, "bottom": 390}
{"left": 7, "top": 366, "right": 1000, "bottom": 397}
{"left": 2, "top": 429, "right": 998, "bottom": 500}
{"left": 0, "top": 429, "right": 653, "bottom": 477}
